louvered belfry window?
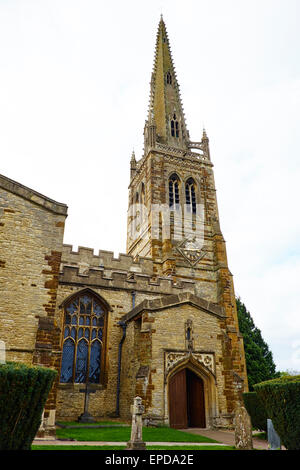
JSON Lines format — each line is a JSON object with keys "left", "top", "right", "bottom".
{"left": 169, "top": 173, "right": 180, "bottom": 208}
{"left": 60, "top": 292, "right": 106, "bottom": 384}
{"left": 185, "top": 178, "right": 196, "bottom": 214}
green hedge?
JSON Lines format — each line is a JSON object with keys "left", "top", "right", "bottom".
{"left": 254, "top": 375, "right": 300, "bottom": 450}
{"left": 0, "top": 362, "right": 57, "bottom": 450}
{"left": 242, "top": 391, "right": 268, "bottom": 432}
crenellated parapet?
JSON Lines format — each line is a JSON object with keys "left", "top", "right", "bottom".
{"left": 59, "top": 263, "right": 195, "bottom": 295}
{"left": 61, "top": 244, "right": 154, "bottom": 275}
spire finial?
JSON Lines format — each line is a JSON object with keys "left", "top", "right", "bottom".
{"left": 131, "top": 149, "right": 136, "bottom": 162}
{"left": 202, "top": 127, "right": 209, "bottom": 140}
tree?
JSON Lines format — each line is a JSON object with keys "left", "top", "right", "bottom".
{"left": 236, "top": 297, "right": 279, "bottom": 390}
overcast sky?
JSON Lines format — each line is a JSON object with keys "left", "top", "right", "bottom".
{"left": 0, "top": 0, "right": 299, "bottom": 373}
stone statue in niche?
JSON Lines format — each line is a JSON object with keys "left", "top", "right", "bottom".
{"left": 185, "top": 319, "right": 193, "bottom": 351}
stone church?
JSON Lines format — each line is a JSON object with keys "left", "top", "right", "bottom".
{"left": 0, "top": 17, "right": 248, "bottom": 437}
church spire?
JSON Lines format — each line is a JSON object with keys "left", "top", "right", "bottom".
{"left": 146, "top": 17, "right": 190, "bottom": 151}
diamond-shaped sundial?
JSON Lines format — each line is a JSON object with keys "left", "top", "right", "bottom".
{"left": 176, "top": 237, "right": 207, "bottom": 267}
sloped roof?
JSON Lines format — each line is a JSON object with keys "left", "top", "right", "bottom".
{"left": 121, "top": 291, "right": 225, "bottom": 323}
{"left": 0, "top": 173, "right": 68, "bottom": 215}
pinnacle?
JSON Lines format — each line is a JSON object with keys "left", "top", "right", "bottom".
{"left": 131, "top": 150, "right": 136, "bottom": 162}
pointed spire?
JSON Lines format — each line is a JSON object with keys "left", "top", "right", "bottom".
{"left": 146, "top": 17, "right": 189, "bottom": 150}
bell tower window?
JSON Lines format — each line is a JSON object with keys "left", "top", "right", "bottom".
{"left": 169, "top": 173, "right": 180, "bottom": 208}
{"left": 185, "top": 178, "right": 196, "bottom": 214}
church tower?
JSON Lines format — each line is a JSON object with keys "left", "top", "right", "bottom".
{"left": 127, "top": 18, "right": 226, "bottom": 295}
{"left": 126, "top": 17, "right": 248, "bottom": 410}
{"left": 127, "top": 18, "right": 214, "bottom": 276}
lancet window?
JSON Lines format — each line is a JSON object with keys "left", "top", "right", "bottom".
{"left": 185, "top": 178, "right": 196, "bottom": 214}
{"left": 169, "top": 173, "right": 180, "bottom": 208}
{"left": 171, "top": 113, "right": 179, "bottom": 138}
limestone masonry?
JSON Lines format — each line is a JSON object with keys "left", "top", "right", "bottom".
{"left": 0, "top": 17, "right": 248, "bottom": 437}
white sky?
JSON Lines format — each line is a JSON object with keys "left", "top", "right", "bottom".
{"left": 0, "top": 0, "right": 300, "bottom": 373}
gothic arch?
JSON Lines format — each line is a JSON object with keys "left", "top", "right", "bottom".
{"left": 168, "top": 172, "right": 181, "bottom": 209}
{"left": 59, "top": 288, "right": 111, "bottom": 385}
{"left": 59, "top": 288, "right": 112, "bottom": 312}
{"left": 165, "top": 355, "right": 218, "bottom": 428}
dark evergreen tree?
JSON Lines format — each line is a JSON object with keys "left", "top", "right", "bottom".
{"left": 236, "top": 297, "right": 279, "bottom": 390}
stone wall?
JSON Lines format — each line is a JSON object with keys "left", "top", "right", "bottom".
{"left": 55, "top": 273, "right": 196, "bottom": 421}
{"left": 120, "top": 299, "right": 229, "bottom": 425}
{"left": 0, "top": 174, "right": 67, "bottom": 435}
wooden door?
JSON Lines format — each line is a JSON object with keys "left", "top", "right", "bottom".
{"left": 169, "top": 369, "right": 188, "bottom": 429}
{"left": 187, "top": 369, "right": 206, "bottom": 427}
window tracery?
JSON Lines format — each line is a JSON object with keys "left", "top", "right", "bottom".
{"left": 60, "top": 291, "right": 107, "bottom": 384}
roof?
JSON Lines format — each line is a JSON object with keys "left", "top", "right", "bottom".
{"left": 121, "top": 291, "right": 225, "bottom": 323}
{"left": 0, "top": 173, "right": 68, "bottom": 216}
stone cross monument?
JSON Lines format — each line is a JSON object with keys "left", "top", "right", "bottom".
{"left": 78, "top": 382, "right": 96, "bottom": 423}
{"left": 126, "top": 396, "right": 146, "bottom": 450}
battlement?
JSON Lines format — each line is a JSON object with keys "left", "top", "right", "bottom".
{"left": 61, "top": 244, "right": 154, "bottom": 275}
{"left": 59, "top": 264, "right": 195, "bottom": 295}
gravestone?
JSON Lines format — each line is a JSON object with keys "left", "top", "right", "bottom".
{"left": 0, "top": 341, "right": 5, "bottom": 364}
{"left": 78, "top": 382, "right": 96, "bottom": 423}
{"left": 126, "top": 396, "right": 146, "bottom": 450}
{"left": 267, "top": 419, "right": 281, "bottom": 450}
{"left": 234, "top": 404, "right": 253, "bottom": 450}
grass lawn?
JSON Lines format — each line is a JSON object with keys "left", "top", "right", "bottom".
{"left": 55, "top": 425, "right": 218, "bottom": 443}
{"left": 32, "top": 445, "right": 235, "bottom": 451}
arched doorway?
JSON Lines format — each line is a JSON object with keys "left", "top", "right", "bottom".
{"left": 169, "top": 368, "right": 206, "bottom": 429}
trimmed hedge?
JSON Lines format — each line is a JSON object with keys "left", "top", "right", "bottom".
{"left": 254, "top": 375, "right": 300, "bottom": 450}
{"left": 242, "top": 391, "right": 268, "bottom": 432}
{"left": 0, "top": 361, "right": 57, "bottom": 450}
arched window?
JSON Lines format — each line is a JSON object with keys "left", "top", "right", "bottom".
{"left": 169, "top": 173, "right": 180, "bottom": 208}
{"left": 171, "top": 113, "right": 179, "bottom": 138}
{"left": 166, "top": 71, "right": 172, "bottom": 85}
{"left": 60, "top": 291, "right": 108, "bottom": 384}
{"left": 185, "top": 178, "right": 196, "bottom": 214}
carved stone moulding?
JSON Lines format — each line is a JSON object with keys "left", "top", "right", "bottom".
{"left": 165, "top": 351, "right": 215, "bottom": 378}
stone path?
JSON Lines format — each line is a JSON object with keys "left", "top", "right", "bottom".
{"left": 183, "top": 428, "right": 270, "bottom": 450}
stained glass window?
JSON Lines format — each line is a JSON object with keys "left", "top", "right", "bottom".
{"left": 60, "top": 291, "right": 106, "bottom": 384}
